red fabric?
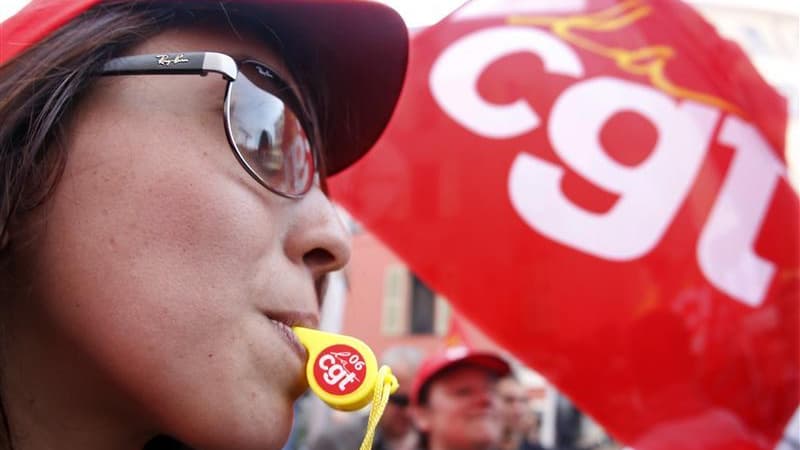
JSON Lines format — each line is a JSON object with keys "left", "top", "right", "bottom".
{"left": 331, "top": 1, "right": 798, "bottom": 449}
{"left": 1, "top": 0, "right": 99, "bottom": 64}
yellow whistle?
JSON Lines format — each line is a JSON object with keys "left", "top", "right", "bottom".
{"left": 293, "top": 327, "right": 397, "bottom": 411}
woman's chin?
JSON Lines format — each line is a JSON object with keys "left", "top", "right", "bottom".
{"left": 182, "top": 414, "right": 293, "bottom": 450}
{"left": 155, "top": 389, "right": 296, "bottom": 450}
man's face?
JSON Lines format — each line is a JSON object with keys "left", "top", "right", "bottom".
{"left": 497, "top": 377, "right": 528, "bottom": 431}
{"left": 380, "top": 363, "right": 416, "bottom": 439}
{"left": 414, "top": 366, "right": 502, "bottom": 450}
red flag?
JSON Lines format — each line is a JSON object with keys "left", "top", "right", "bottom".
{"left": 331, "top": 1, "right": 798, "bottom": 449}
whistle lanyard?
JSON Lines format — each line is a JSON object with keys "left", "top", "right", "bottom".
{"left": 359, "top": 365, "right": 398, "bottom": 450}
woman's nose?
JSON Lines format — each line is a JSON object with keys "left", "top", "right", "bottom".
{"left": 283, "top": 186, "right": 351, "bottom": 278}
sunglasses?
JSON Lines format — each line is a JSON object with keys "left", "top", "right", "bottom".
{"left": 100, "top": 52, "right": 318, "bottom": 198}
{"left": 388, "top": 394, "right": 410, "bottom": 407}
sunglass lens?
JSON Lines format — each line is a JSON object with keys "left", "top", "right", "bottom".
{"left": 228, "top": 61, "right": 314, "bottom": 197}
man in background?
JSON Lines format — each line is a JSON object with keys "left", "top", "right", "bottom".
{"left": 497, "top": 376, "right": 529, "bottom": 450}
{"left": 497, "top": 376, "right": 547, "bottom": 450}
{"left": 411, "top": 346, "right": 510, "bottom": 450}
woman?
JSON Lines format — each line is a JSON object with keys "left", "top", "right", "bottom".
{"left": 0, "top": 1, "right": 408, "bottom": 449}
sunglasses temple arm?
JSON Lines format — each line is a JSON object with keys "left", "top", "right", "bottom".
{"left": 100, "top": 52, "right": 237, "bottom": 81}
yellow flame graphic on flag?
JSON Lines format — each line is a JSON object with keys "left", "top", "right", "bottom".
{"left": 508, "top": 0, "right": 745, "bottom": 116}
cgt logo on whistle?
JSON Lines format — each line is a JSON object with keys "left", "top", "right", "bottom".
{"left": 313, "top": 344, "right": 367, "bottom": 395}
{"left": 293, "top": 326, "right": 384, "bottom": 410}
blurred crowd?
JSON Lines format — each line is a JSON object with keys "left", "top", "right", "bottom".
{"left": 285, "top": 344, "right": 621, "bottom": 450}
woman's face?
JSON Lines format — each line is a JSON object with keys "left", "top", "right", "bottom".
{"left": 414, "top": 367, "right": 502, "bottom": 450}
{"left": 6, "top": 26, "right": 350, "bottom": 449}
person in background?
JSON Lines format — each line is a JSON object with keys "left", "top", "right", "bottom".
{"left": 518, "top": 409, "right": 547, "bottom": 450}
{"left": 411, "top": 346, "right": 510, "bottom": 450}
{"left": 0, "top": 1, "right": 407, "bottom": 449}
{"left": 307, "top": 346, "right": 423, "bottom": 450}
{"left": 497, "top": 376, "right": 532, "bottom": 450}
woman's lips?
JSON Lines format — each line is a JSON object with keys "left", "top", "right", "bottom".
{"left": 268, "top": 318, "right": 308, "bottom": 362}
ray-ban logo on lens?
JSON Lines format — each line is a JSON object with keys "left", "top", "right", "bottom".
{"left": 255, "top": 64, "right": 274, "bottom": 78}
{"left": 156, "top": 54, "right": 189, "bottom": 66}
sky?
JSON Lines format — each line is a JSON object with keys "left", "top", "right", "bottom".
{"left": 1, "top": 0, "right": 26, "bottom": 21}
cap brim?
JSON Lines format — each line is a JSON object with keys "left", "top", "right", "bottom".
{"left": 412, "top": 349, "right": 511, "bottom": 404}
{"left": 455, "top": 352, "right": 512, "bottom": 377}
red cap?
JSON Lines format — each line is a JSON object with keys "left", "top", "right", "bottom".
{"left": 0, "top": 0, "right": 408, "bottom": 175}
{"left": 411, "top": 345, "right": 511, "bottom": 405}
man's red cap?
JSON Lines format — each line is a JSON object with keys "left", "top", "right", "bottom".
{"left": 0, "top": 0, "right": 408, "bottom": 175}
{"left": 411, "top": 345, "right": 511, "bottom": 405}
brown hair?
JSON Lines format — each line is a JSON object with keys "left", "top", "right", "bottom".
{"left": 0, "top": 6, "right": 176, "bottom": 447}
{"left": 0, "top": 3, "right": 175, "bottom": 262}
{"left": 0, "top": 3, "right": 323, "bottom": 448}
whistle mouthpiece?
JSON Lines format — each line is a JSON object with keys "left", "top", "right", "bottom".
{"left": 293, "top": 327, "right": 395, "bottom": 411}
